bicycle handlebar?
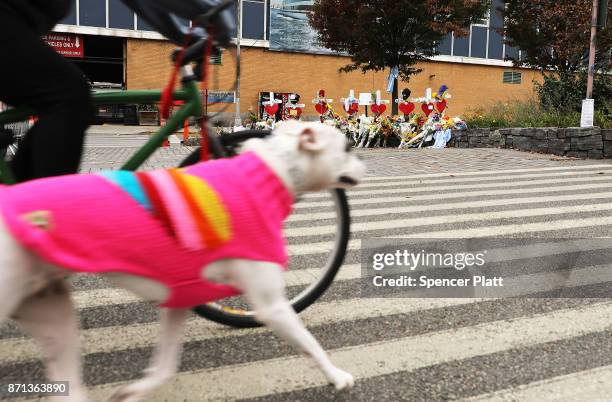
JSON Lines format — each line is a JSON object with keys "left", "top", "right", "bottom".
{"left": 170, "top": 0, "right": 234, "bottom": 66}
{"left": 194, "top": 0, "right": 234, "bottom": 28}
{"left": 171, "top": 38, "right": 210, "bottom": 65}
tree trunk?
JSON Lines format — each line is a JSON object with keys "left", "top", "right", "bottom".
{"left": 392, "top": 77, "right": 399, "bottom": 115}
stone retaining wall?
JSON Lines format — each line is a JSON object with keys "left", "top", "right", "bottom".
{"left": 450, "top": 127, "right": 612, "bottom": 159}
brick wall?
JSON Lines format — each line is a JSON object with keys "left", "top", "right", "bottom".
{"left": 126, "top": 39, "right": 541, "bottom": 119}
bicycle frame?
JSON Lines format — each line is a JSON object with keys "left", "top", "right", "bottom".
{"left": 0, "top": 66, "right": 203, "bottom": 185}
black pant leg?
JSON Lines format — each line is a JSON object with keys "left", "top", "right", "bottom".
{"left": 0, "top": 12, "right": 93, "bottom": 182}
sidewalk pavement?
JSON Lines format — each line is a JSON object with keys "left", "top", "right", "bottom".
{"left": 86, "top": 124, "right": 157, "bottom": 136}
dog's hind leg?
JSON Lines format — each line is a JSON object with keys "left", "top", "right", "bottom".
{"left": 109, "top": 308, "right": 188, "bottom": 402}
{"left": 225, "top": 260, "right": 354, "bottom": 390}
{"left": 12, "top": 279, "right": 87, "bottom": 402}
{"left": 0, "top": 260, "right": 27, "bottom": 326}
{"left": 0, "top": 218, "right": 35, "bottom": 325}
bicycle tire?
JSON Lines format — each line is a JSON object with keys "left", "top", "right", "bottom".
{"left": 179, "top": 131, "right": 351, "bottom": 328}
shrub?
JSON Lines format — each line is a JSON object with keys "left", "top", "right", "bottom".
{"left": 536, "top": 73, "right": 612, "bottom": 115}
{"left": 465, "top": 98, "right": 612, "bottom": 129}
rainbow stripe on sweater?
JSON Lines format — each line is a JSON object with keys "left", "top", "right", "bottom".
{"left": 99, "top": 169, "right": 232, "bottom": 251}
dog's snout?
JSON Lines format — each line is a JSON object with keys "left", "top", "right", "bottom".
{"left": 339, "top": 176, "right": 358, "bottom": 186}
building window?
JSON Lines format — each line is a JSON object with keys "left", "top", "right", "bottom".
{"left": 453, "top": 34, "right": 470, "bottom": 57}
{"left": 60, "top": 0, "right": 78, "bottom": 25}
{"left": 470, "top": 26, "right": 488, "bottom": 58}
{"left": 503, "top": 71, "right": 522, "bottom": 84}
{"left": 210, "top": 51, "right": 223, "bottom": 65}
{"left": 243, "top": 1, "right": 266, "bottom": 39}
{"left": 79, "top": 0, "right": 106, "bottom": 28}
{"left": 109, "top": 0, "right": 134, "bottom": 29}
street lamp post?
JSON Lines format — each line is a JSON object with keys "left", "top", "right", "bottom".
{"left": 586, "top": 0, "right": 600, "bottom": 99}
{"left": 582, "top": 0, "right": 600, "bottom": 127}
{"left": 235, "top": 0, "right": 242, "bottom": 127}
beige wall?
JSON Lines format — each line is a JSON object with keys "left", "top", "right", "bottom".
{"left": 126, "top": 39, "right": 541, "bottom": 118}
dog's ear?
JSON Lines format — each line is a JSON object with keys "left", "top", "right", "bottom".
{"left": 298, "top": 127, "right": 325, "bottom": 152}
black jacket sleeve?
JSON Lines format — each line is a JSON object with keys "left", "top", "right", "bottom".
{"left": 0, "top": 0, "right": 71, "bottom": 34}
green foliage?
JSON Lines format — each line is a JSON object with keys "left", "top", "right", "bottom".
{"left": 310, "top": 0, "right": 490, "bottom": 81}
{"left": 465, "top": 99, "right": 612, "bottom": 129}
{"left": 536, "top": 73, "right": 612, "bottom": 114}
{"left": 501, "top": 0, "right": 611, "bottom": 74}
{"left": 311, "top": 0, "right": 490, "bottom": 114}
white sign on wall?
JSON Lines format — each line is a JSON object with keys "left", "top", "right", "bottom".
{"left": 581, "top": 99, "right": 595, "bottom": 128}
{"left": 359, "top": 93, "right": 373, "bottom": 106}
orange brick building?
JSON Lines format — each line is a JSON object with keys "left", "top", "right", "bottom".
{"left": 52, "top": 0, "right": 539, "bottom": 121}
{"left": 126, "top": 39, "right": 539, "bottom": 119}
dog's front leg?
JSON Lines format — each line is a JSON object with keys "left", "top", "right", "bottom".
{"left": 230, "top": 262, "right": 354, "bottom": 390}
{"left": 109, "top": 308, "right": 188, "bottom": 402}
{"left": 12, "top": 279, "right": 87, "bottom": 402}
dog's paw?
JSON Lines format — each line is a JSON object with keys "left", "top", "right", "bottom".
{"left": 325, "top": 366, "right": 355, "bottom": 390}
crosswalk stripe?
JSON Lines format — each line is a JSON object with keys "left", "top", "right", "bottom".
{"left": 288, "top": 191, "right": 612, "bottom": 222}
{"left": 303, "top": 169, "right": 612, "bottom": 198}
{"left": 63, "top": 236, "right": 612, "bottom": 299}
{"left": 300, "top": 176, "right": 612, "bottom": 203}
{"left": 286, "top": 202, "right": 612, "bottom": 237}
{"left": 0, "top": 297, "right": 473, "bottom": 364}
{"left": 360, "top": 164, "right": 612, "bottom": 182}
{"left": 445, "top": 262, "right": 612, "bottom": 298}
{"left": 64, "top": 237, "right": 612, "bottom": 309}
{"left": 63, "top": 265, "right": 366, "bottom": 310}
{"left": 61, "top": 275, "right": 326, "bottom": 311}
{"left": 84, "top": 301, "right": 612, "bottom": 401}
{"left": 71, "top": 287, "right": 140, "bottom": 309}
{"left": 287, "top": 215, "right": 612, "bottom": 255}
{"left": 465, "top": 365, "right": 612, "bottom": 402}
{"left": 294, "top": 182, "right": 612, "bottom": 209}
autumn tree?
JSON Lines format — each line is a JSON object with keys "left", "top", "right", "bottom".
{"left": 501, "top": 0, "right": 611, "bottom": 112}
{"left": 310, "top": 0, "right": 490, "bottom": 114}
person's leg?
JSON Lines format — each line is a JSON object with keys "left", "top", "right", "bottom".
{"left": 0, "top": 13, "right": 93, "bottom": 182}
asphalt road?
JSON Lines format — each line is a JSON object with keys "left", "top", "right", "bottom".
{"left": 2, "top": 138, "right": 612, "bottom": 401}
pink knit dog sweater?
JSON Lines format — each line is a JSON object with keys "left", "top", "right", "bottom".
{"left": 0, "top": 152, "right": 293, "bottom": 308}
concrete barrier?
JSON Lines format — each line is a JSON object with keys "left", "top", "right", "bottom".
{"left": 449, "top": 127, "right": 612, "bottom": 159}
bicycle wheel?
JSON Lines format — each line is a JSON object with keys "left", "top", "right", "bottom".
{"left": 179, "top": 131, "right": 351, "bottom": 328}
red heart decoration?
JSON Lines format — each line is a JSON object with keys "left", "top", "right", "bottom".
{"left": 315, "top": 103, "right": 328, "bottom": 115}
{"left": 265, "top": 104, "right": 279, "bottom": 116}
{"left": 347, "top": 103, "right": 359, "bottom": 115}
{"left": 421, "top": 103, "right": 435, "bottom": 116}
{"left": 436, "top": 100, "right": 447, "bottom": 113}
{"left": 371, "top": 104, "right": 387, "bottom": 115}
{"left": 399, "top": 102, "right": 415, "bottom": 115}
{"left": 289, "top": 107, "right": 303, "bottom": 118}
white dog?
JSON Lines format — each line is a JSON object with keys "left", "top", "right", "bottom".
{"left": 0, "top": 121, "right": 366, "bottom": 401}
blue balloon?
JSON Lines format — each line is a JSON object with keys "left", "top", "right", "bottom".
{"left": 438, "top": 85, "right": 448, "bottom": 95}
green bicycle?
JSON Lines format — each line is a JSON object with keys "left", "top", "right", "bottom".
{"left": 0, "top": 35, "right": 351, "bottom": 329}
